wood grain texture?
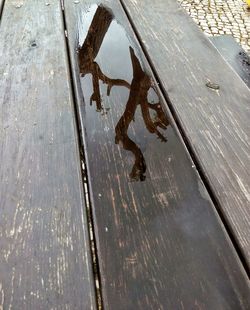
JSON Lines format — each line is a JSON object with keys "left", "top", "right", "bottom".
{"left": 210, "top": 35, "right": 250, "bottom": 88}
{"left": 121, "top": 0, "right": 250, "bottom": 267}
{"left": 64, "top": 1, "right": 250, "bottom": 309}
{"left": 0, "top": 0, "right": 96, "bottom": 308}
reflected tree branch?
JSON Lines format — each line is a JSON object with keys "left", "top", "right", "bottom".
{"left": 115, "top": 47, "right": 169, "bottom": 181}
{"left": 78, "top": 6, "right": 169, "bottom": 181}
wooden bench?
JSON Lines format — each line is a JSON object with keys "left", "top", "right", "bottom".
{"left": 0, "top": 0, "right": 249, "bottom": 309}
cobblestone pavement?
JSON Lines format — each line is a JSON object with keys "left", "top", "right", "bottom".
{"left": 177, "top": 0, "right": 250, "bottom": 54}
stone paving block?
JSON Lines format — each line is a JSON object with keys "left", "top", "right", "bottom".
{"left": 177, "top": 0, "right": 250, "bottom": 54}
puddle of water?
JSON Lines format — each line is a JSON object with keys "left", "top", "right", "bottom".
{"left": 77, "top": 5, "right": 171, "bottom": 181}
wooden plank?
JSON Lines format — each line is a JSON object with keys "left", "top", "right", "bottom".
{"left": 210, "top": 35, "right": 250, "bottom": 88}
{"left": 121, "top": 0, "right": 250, "bottom": 267}
{"left": 0, "top": 0, "right": 96, "bottom": 308}
{"left": 64, "top": 1, "right": 250, "bottom": 309}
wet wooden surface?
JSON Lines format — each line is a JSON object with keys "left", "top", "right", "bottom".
{"left": 64, "top": 0, "right": 250, "bottom": 309}
{"left": 0, "top": 0, "right": 96, "bottom": 309}
{"left": 210, "top": 35, "right": 250, "bottom": 88}
{"left": 121, "top": 0, "right": 250, "bottom": 268}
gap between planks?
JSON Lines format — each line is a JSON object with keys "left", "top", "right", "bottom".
{"left": 59, "top": 1, "right": 104, "bottom": 309}
{"left": 0, "top": 0, "right": 5, "bottom": 20}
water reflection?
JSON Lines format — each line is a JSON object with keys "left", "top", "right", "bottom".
{"left": 78, "top": 5, "right": 169, "bottom": 181}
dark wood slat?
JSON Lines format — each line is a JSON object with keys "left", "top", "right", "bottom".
{"left": 0, "top": 0, "right": 96, "bottom": 308}
{"left": 210, "top": 35, "right": 250, "bottom": 88}
{"left": 64, "top": 1, "right": 250, "bottom": 309}
{"left": 121, "top": 0, "right": 250, "bottom": 267}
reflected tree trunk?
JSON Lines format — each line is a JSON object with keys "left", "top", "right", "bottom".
{"left": 115, "top": 47, "right": 169, "bottom": 181}
{"left": 78, "top": 6, "right": 130, "bottom": 111}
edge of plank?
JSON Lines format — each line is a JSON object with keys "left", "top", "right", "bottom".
{"left": 0, "top": 0, "right": 5, "bottom": 19}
